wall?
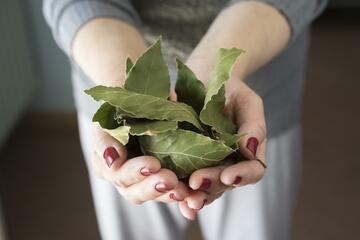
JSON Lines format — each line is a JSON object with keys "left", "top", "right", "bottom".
{"left": 24, "top": 0, "right": 75, "bottom": 111}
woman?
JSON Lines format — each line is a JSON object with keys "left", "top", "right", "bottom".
{"left": 43, "top": 0, "right": 327, "bottom": 239}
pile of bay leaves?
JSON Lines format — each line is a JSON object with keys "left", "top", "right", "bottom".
{"left": 85, "top": 38, "right": 246, "bottom": 178}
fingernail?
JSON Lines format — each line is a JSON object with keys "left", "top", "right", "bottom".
{"left": 198, "top": 178, "right": 211, "bottom": 190}
{"left": 140, "top": 167, "right": 152, "bottom": 176}
{"left": 246, "top": 137, "right": 259, "bottom": 156}
{"left": 169, "top": 193, "right": 182, "bottom": 201}
{"left": 233, "top": 176, "right": 242, "bottom": 185}
{"left": 103, "top": 147, "right": 119, "bottom": 168}
{"left": 155, "top": 183, "right": 171, "bottom": 193}
{"left": 197, "top": 199, "right": 208, "bottom": 210}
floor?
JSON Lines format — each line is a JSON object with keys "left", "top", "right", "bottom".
{"left": 0, "top": 10, "right": 359, "bottom": 240}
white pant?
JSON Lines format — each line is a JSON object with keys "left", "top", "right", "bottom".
{"left": 77, "top": 113, "right": 301, "bottom": 240}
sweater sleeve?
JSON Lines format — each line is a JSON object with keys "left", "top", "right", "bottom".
{"left": 43, "top": 0, "right": 141, "bottom": 55}
{"left": 227, "top": 0, "right": 328, "bottom": 42}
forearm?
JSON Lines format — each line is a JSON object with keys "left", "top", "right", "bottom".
{"left": 72, "top": 18, "right": 147, "bottom": 86}
{"left": 187, "top": 1, "right": 290, "bottom": 82}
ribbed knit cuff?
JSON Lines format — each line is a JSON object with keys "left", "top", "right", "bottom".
{"left": 54, "top": 1, "right": 141, "bottom": 55}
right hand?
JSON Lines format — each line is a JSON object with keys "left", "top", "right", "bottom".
{"left": 91, "top": 123, "right": 189, "bottom": 204}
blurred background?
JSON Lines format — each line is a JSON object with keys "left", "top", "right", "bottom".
{"left": 0, "top": 0, "right": 359, "bottom": 239}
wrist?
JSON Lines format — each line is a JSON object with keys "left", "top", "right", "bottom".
{"left": 185, "top": 57, "right": 213, "bottom": 86}
{"left": 72, "top": 18, "right": 146, "bottom": 87}
{"left": 186, "top": 50, "right": 248, "bottom": 87}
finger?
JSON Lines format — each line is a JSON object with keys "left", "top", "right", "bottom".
{"left": 205, "top": 192, "right": 224, "bottom": 205}
{"left": 121, "top": 168, "right": 178, "bottom": 204}
{"left": 185, "top": 191, "right": 208, "bottom": 211}
{"left": 229, "top": 82, "right": 266, "bottom": 159}
{"left": 169, "top": 89, "right": 177, "bottom": 101}
{"left": 188, "top": 166, "right": 230, "bottom": 195}
{"left": 92, "top": 123, "right": 127, "bottom": 170}
{"left": 112, "top": 155, "right": 161, "bottom": 188}
{"left": 220, "top": 141, "right": 267, "bottom": 186}
{"left": 178, "top": 201, "right": 197, "bottom": 221}
{"left": 91, "top": 151, "right": 106, "bottom": 179}
{"left": 181, "top": 191, "right": 223, "bottom": 218}
{"left": 156, "top": 181, "right": 189, "bottom": 202}
{"left": 223, "top": 103, "right": 235, "bottom": 124}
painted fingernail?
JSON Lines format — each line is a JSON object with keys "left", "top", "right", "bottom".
{"left": 246, "top": 137, "right": 259, "bottom": 156}
{"left": 155, "top": 183, "right": 171, "bottom": 193}
{"left": 233, "top": 176, "right": 242, "bottom": 185}
{"left": 198, "top": 178, "right": 212, "bottom": 190}
{"left": 140, "top": 167, "right": 152, "bottom": 176}
{"left": 169, "top": 193, "right": 182, "bottom": 201}
{"left": 103, "top": 147, "right": 119, "bottom": 168}
{"left": 198, "top": 199, "right": 208, "bottom": 210}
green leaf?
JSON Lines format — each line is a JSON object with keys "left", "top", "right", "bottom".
{"left": 175, "top": 58, "right": 206, "bottom": 114}
{"left": 93, "top": 102, "right": 118, "bottom": 129}
{"left": 125, "top": 57, "right": 134, "bottom": 75}
{"left": 127, "top": 120, "right": 178, "bottom": 136}
{"left": 200, "top": 48, "right": 245, "bottom": 133}
{"left": 104, "top": 126, "right": 131, "bottom": 145}
{"left": 215, "top": 132, "right": 247, "bottom": 148}
{"left": 94, "top": 106, "right": 176, "bottom": 143}
{"left": 124, "top": 38, "right": 170, "bottom": 99}
{"left": 114, "top": 107, "right": 136, "bottom": 121}
{"left": 85, "top": 86, "right": 204, "bottom": 131}
{"left": 139, "top": 129, "right": 234, "bottom": 178}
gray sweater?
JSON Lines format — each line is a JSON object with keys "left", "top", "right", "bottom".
{"left": 43, "top": 0, "right": 327, "bottom": 138}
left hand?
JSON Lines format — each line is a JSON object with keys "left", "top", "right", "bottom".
{"left": 177, "top": 78, "right": 267, "bottom": 220}
{"left": 171, "top": 0, "right": 291, "bottom": 219}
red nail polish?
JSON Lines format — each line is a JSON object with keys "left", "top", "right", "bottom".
{"left": 197, "top": 199, "right": 208, "bottom": 210}
{"left": 140, "top": 167, "right": 151, "bottom": 176}
{"left": 233, "top": 176, "right": 242, "bottom": 185}
{"left": 103, "top": 147, "right": 119, "bottom": 168}
{"left": 169, "top": 193, "right": 181, "bottom": 201}
{"left": 246, "top": 137, "right": 259, "bottom": 156}
{"left": 198, "top": 178, "right": 211, "bottom": 190}
{"left": 155, "top": 183, "right": 171, "bottom": 193}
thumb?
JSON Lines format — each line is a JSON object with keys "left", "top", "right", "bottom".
{"left": 229, "top": 82, "right": 267, "bottom": 160}
{"left": 92, "top": 123, "right": 127, "bottom": 170}
{"left": 237, "top": 121, "right": 266, "bottom": 160}
{"left": 169, "top": 89, "right": 177, "bottom": 101}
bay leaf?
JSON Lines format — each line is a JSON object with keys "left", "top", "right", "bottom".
{"left": 124, "top": 38, "right": 170, "bottom": 99}
{"left": 94, "top": 105, "right": 176, "bottom": 143}
{"left": 105, "top": 120, "right": 177, "bottom": 145}
{"left": 93, "top": 102, "right": 118, "bottom": 129}
{"left": 114, "top": 107, "right": 136, "bottom": 121}
{"left": 125, "top": 57, "right": 134, "bottom": 75}
{"left": 215, "top": 132, "right": 247, "bottom": 148}
{"left": 104, "top": 125, "right": 131, "bottom": 145}
{"left": 175, "top": 58, "right": 206, "bottom": 114}
{"left": 85, "top": 86, "right": 204, "bottom": 131}
{"left": 200, "top": 48, "right": 244, "bottom": 133}
{"left": 139, "top": 129, "right": 234, "bottom": 178}
{"left": 128, "top": 120, "right": 177, "bottom": 136}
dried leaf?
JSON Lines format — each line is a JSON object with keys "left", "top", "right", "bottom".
{"left": 124, "top": 38, "right": 170, "bottom": 99}
{"left": 104, "top": 126, "right": 131, "bottom": 145}
{"left": 215, "top": 132, "right": 247, "bottom": 148}
{"left": 85, "top": 86, "right": 204, "bottom": 131}
{"left": 93, "top": 102, "right": 119, "bottom": 129}
{"left": 200, "top": 48, "right": 245, "bottom": 133}
{"left": 128, "top": 120, "right": 177, "bottom": 136}
{"left": 125, "top": 57, "right": 134, "bottom": 75}
{"left": 175, "top": 58, "right": 206, "bottom": 114}
{"left": 140, "top": 129, "right": 234, "bottom": 178}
